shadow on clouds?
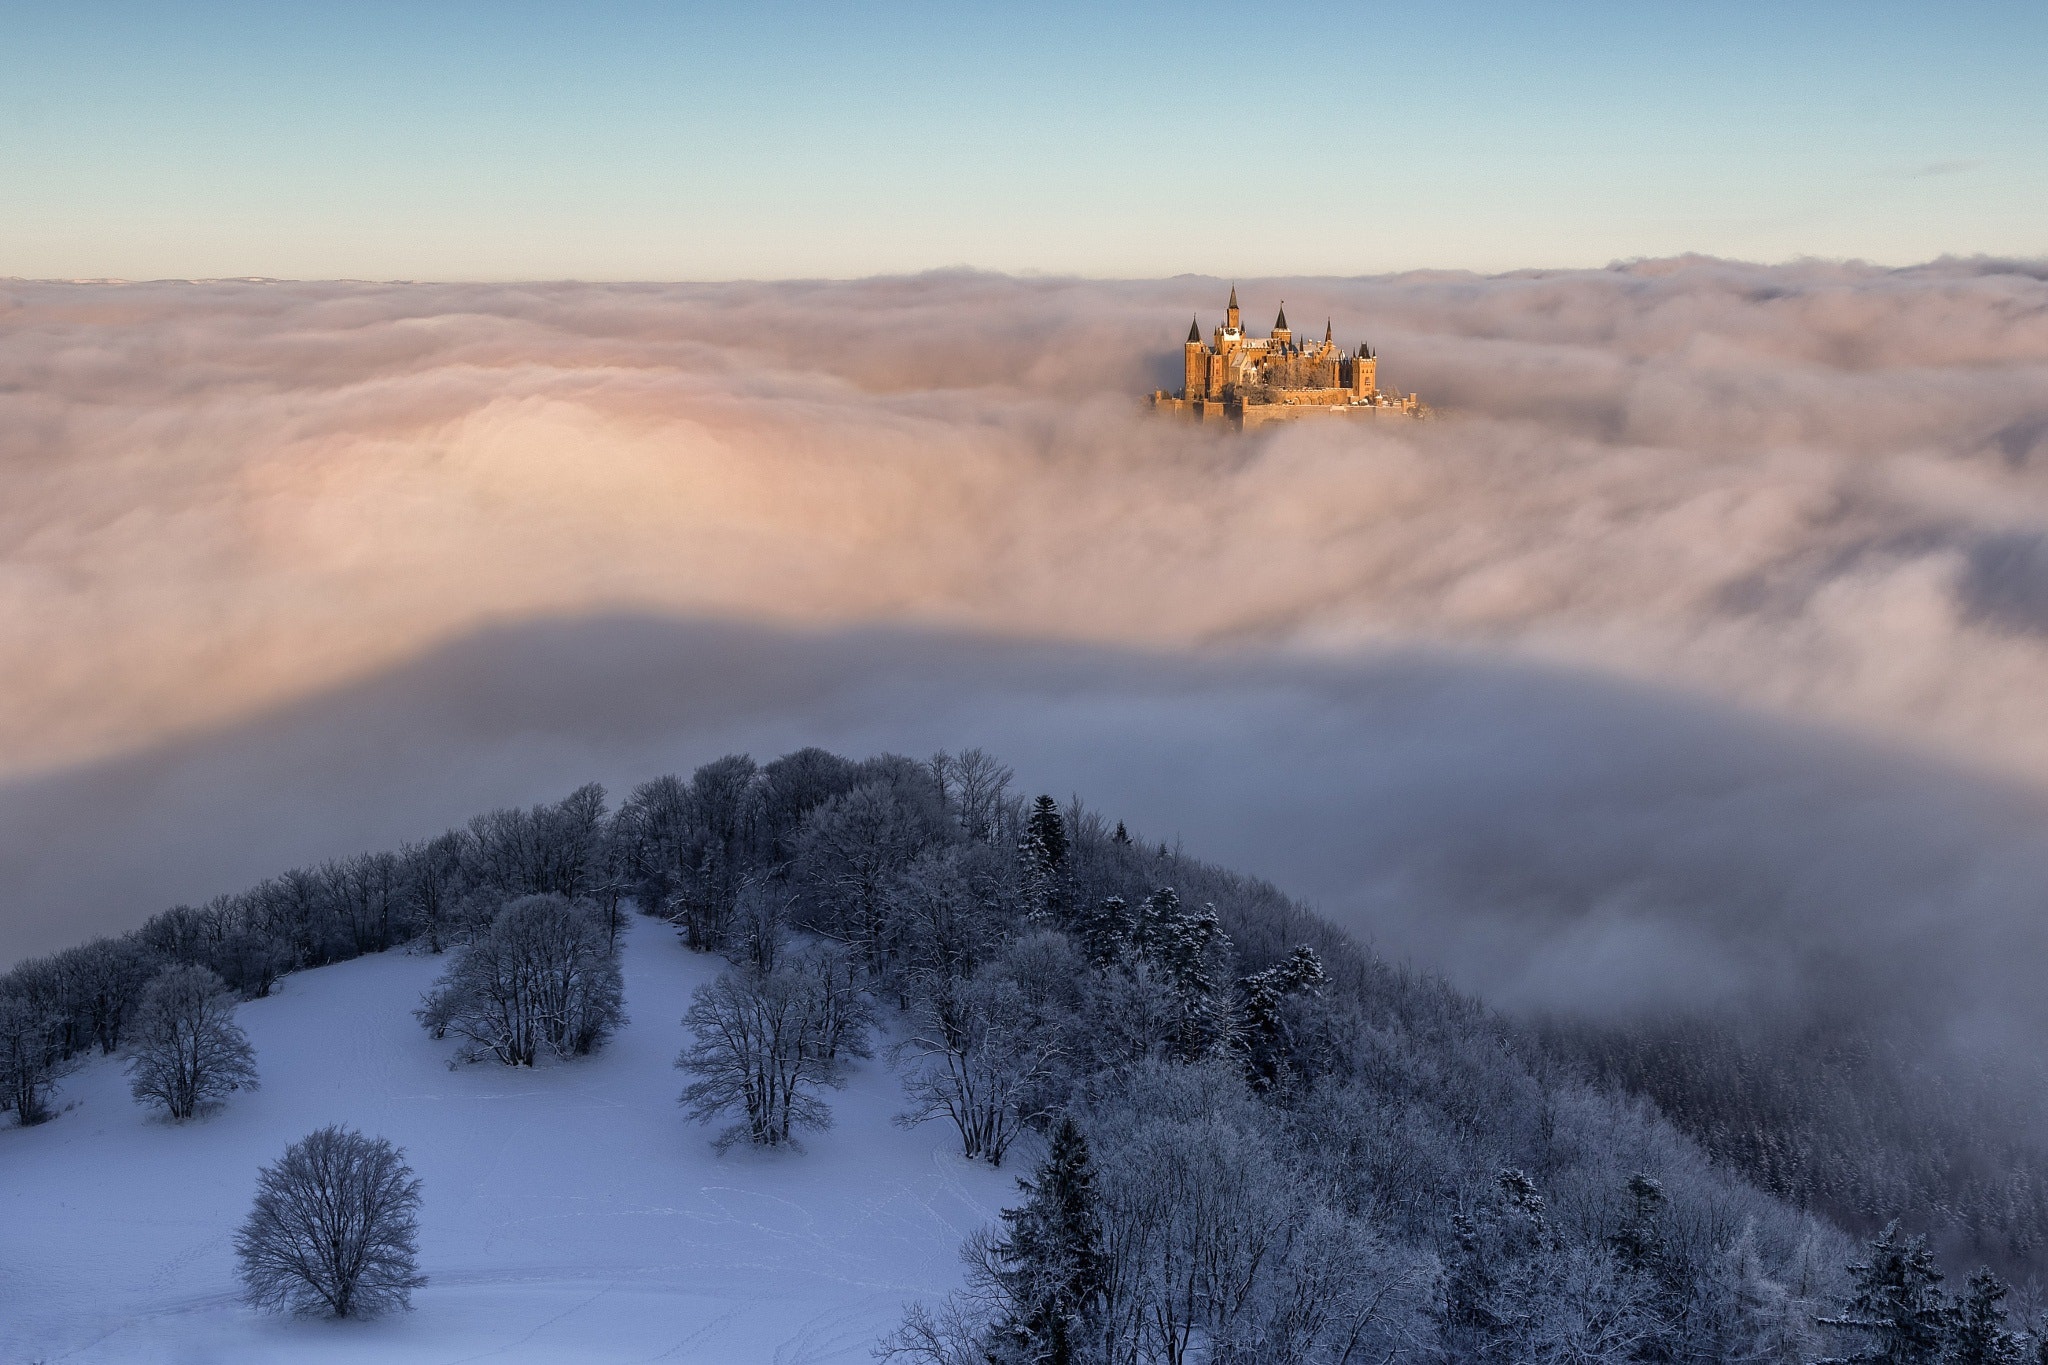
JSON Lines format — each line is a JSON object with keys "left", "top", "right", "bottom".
{"left": 9, "top": 612, "right": 2048, "bottom": 1073}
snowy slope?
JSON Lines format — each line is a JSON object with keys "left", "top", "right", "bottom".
{"left": 1, "top": 915, "right": 1013, "bottom": 1363}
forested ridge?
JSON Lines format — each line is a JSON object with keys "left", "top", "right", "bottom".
{"left": 5, "top": 746, "right": 2041, "bottom": 1361}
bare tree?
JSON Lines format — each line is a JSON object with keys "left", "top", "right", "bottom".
{"left": 465, "top": 784, "right": 609, "bottom": 901}
{"left": 949, "top": 748, "right": 1014, "bottom": 845}
{"left": 399, "top": 830, "right": 468, "bottom": 954}
{"left": 57, "top": 936, "right": 157, "bottom": 1055}
{"left": 728, "top": 880, "right": 791, "bottom": 976}
{"left": 125, "top": 964, "right": 260, "bottom": 1120}
{"left": 677, "top": 950, "right": 869, "bottom": 1151}
{"left": 795, "top": 779, "right": 946, "bottom": 973}
{"left": 886, "top": 848, "right": 1003, "bottom": 999}
{"left": 895, "top": 973, "right": 1064, "bottom": 1167}
{"left": 416, "top": 894, "right": 625, "bottom": 1066}
{"left": 0, "top": 994, "right": 74, "bottom": 1125}
{"left": 235, "top": 1125, "right": 424, "bottom": 1319}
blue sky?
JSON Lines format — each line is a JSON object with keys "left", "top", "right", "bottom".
{"left": 2, "top": 0, "right": 2043, "bottom": 279}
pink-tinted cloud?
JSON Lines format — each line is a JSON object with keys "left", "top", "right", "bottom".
{"left": 6, "top": 260, "right": 2048, "bottom": 787}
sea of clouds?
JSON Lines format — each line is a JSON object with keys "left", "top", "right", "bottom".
{"left": 7, "top": 259, "right": 2048, "bottom": 1064}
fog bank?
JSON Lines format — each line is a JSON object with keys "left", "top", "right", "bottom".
{"left": 8, "top": 260, "right": 2048, "bottom": 786}
{"left": 8, "top": 259, "right": 2048, "bottom": 1035}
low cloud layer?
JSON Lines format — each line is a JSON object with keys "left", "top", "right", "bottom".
{"left": 7, "top": 261, "right": 2048, "bottom": 786}
{"left": 7, "top": 259, "right": 2048, "bottom": 1047}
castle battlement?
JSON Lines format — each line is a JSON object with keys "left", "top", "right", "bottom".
{"left": 1151, "top": 287, "right": 1423, "bottom": 426}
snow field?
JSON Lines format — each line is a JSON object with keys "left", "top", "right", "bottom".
{"left": 1, "top": 914, "right": 1013, "bottom": 1362}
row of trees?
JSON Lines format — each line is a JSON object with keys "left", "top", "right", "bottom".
{"left": 1, "top": 782, "right": 624, "bottom": 1124}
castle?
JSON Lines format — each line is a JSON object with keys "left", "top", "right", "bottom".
{"left": 1151, "top": 287, "right": 1423, "bottom": 426}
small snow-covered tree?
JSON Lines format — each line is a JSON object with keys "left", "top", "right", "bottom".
{"left": 235, "top": 1125, "right": 424, "bottom": 1319}
{"left": 416, "top": 894, "right": 625, "bottom": 1066}
{"left": 124, "top": 964, "right": 259, "bottom": 1120}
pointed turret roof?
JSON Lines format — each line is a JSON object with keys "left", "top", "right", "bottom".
{"left": 1187, "top": 316, "right": 1201, "bottom": 344}
{"left": 1324, "top": 318, "right": 1333, "bottom": 343}
{"left": 1274, "top": 302, "right": 1288, "bottom": 331}
{"left": 1227, "top": 284, "right": 1238, "bottom": 310}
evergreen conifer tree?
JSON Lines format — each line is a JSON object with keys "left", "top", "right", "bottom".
{"left": 1072, "top": 896, "right": 1131, "bottom": 968}
{"left": 1947, "top": 1269, "right": 2023, "bottom": 1365}
{"left": 1025, "top": 797, "right": 1067, "bottom": 871}
{"left": 1237, "top": 945, "right": 1326, "bottom": 1090}
{"left": 987, "top": 1115, "right": 1106, "bottom": 1365}
{"left": 1818, "top": 1222, "right": 1949, "bottom": 1365}
{"left": 1020, "top": 797, "right": 1069, "bottom": 925}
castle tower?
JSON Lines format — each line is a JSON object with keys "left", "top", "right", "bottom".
{"left": 1183, "top": 317, "right": 1207, "bottom": 399}
{"left": 1353, "top": 342, "right": 1377, "bottom": 399}
{"left": 1225, "top": 285, "right": 1241, "bottom": 333}
{"left": 1272, "top": 302, "right": 1291, "bottom": 346}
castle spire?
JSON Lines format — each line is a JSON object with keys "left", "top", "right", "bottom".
{"left": 1227, "top": 284, "right": 1238, "bottom": 310}
{"left": 1325, "top": 318, "right": 1333, "bottom": 343}
{"left": 1187, "top": 316, "right": 1201, "bottom": 344}
{"left": 1274, "top": 302, "right": 1288, "bottom": 331}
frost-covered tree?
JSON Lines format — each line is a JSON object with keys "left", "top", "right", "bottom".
{"left": 1237, "top": 945, "right": 1326, "bottom": 1091}
{"left": 983, "top": 1115, "right": 1106, "bottom": 1365}
{"left": 1071, "top": 895, "right": 1133, "bottom": 969}
{"left": 896, "top": 972, "right": 1065, "bottom": 1166}
{"left": 727, "top": 879, "right": 792, "bottom": 976}
{"left": 464, "top": 783, "right": 609, "bottom": 902}
{"left": 794, "top": 776, "right": 947, "bottom": 973}
{"left": 416, "top": 894, "right": 625, "bottom": 1066}
{"left": 616, "top": 758, "right": 761, "bottom": 951}
{"left": 1818, "top": 1222, "right": 1949, "bottom": 1365}
{"left": 1117, "top": 888, "right": 1235, "bottom": 1063}
{"left": 1947, "top": 1269, "right": 2025, "bottom": 1365}
{"left": 124, "top": 964, "right": 259, "bottom": 1120}
{"left": 399, "top": 830, "right": 468, "bottom": 954}
{"left": 677, "top": 948, "right": 870, "bottom": 1151}
{"left": 235, "top": 1125, "right": 424, "bottom": 1319}
{"left": 0, "top": 994, "right": 73, "bottom": 1125}
{"left": 886, "top": 847, "right": 1002, "bottom": 998}
{"left": 59, "top": 936, "right": 157, "bottom": 1055}
{"left": 931, "top": 747, "right": 1012, "bottom": 845}
{"left": 1020, "top": 795, "right": 1069, "bottom": 923}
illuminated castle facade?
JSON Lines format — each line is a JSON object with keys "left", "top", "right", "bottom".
{"left": 1151, "top": 288, "right": 1422, "bottom": 426}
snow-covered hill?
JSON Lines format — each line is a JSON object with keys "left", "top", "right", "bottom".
{"left": 1, "top": 914, "right": 1012, "bottom": 1363}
